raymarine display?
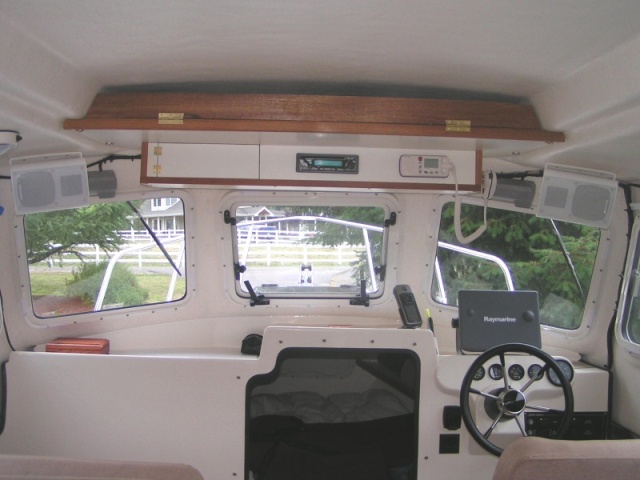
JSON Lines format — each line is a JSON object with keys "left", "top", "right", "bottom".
{"left": 457, "top": 290, "right": 541, "bottom": 352}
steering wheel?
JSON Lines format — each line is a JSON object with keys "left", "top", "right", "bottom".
{"left": 460, "top": 343, "right": 574, "bottom": 456}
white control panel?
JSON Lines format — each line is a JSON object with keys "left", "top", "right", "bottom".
{"left": 399, "top": 154, "right": 451, "bottom": 178}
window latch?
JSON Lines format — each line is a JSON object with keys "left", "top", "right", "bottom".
{"left": 350, "top": 279, "right": 370, "bottom": 307}
{"left": 245, "top": 280, "right": 270, "bottom": 307}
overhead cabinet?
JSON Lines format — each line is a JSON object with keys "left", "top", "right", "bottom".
{"left": 141, "top": 142, "right": 481, "bottom": 191}
{"left": 64, "top": 92, "right": 564, "bottom": 190}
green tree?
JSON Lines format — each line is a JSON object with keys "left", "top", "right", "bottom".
{"left": 24, "top": 203, "right": 134, "bottom": 265}
{"left": 438, "top": 202, "right": 600, "bottom": 329}
{"left": 276, "top": 206, "right": 386, "bottom": 287}
{"left": 282, "top": 206, "right": 385, "bottom": 246}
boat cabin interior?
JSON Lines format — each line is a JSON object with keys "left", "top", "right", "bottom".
{"left": 2, "top": 1, "right": 640, "bottom": 479}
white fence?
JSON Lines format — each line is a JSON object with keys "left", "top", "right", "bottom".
{"left": 41, "top": 230, "right": 365, "bottom": 269}
{"left": 116, "top": 229, "right": 317, "bottom": 244}
{"left": 43, "top": 235, "right": 185, "bottom": 269}
{"left": 239, "top": 244, "right": 364, "bottom": 267}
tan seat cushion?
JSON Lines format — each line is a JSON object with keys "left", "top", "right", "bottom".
{"left": 0, "top": 454, "right": 203, "bottom": 480}
{"left": 493, "top": 437, "right": 640, "bottom": 480}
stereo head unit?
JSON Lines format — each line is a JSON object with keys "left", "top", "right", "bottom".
{"left": 296, "top": 153, "right": 359, "bottom": 174}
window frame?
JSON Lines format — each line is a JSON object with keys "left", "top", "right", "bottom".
{"left": 222, "top": 191, "right": 400, "bottom": 305}
{"left": 616, "top": 206, "right": 640, "bottom": 353}
{"left": 16, "top": 190, "right": 193, "bottom": 327}
{"left": 430, "top": 195, "right": 606, "bottom": 336}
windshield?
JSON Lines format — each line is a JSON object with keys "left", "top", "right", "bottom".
{"left": 231, "top": 205, "right": 389, "bottom": 299}
{"left": 435, "top": 202, "right": 600, "bottom": 329}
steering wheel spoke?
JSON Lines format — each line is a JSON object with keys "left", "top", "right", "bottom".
{"left": 525, "top": 404, "right": 565, "bottom": 414}
{"left": 469, "top": 387, "right": 500, "bottom": 400}
{"left": 483, "top": 411, "right": 505, "bottom": 439}
{"left": 460, "top": 343, "right": 574, "bottom": 456}
{"left": 514, "top": 415, "right": 528, "bottom": 437}
{"left": 499, "top": 352, "right": 510, "bottom": 390}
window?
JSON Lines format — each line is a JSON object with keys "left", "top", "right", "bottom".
{"left": 229, "top": 202, "right": 392, "bottom": 300}
{"left": 24, "top": 197, "right": 187, "bottom": 319}
{"left": 435, "top": 201, "right": 600, "bottom": 329}
{"left": 619, "top": 217, "right": 640, "bottom": 345}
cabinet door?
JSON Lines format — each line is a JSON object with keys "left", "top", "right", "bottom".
{"left": 146, "top": 143, "right": 260, "bottom": 180}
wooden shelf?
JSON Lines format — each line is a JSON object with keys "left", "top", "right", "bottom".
{"left": 64, "top": 92, "right": 564, "bottom": 144}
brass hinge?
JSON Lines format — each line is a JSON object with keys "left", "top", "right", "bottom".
{"left": 445, "top": 120, "right": 471, "bottom": 132}
{"left": 158, "top": 112, "right": 184, "bottom": 125}
{"left": 151, "top": 144, "right": 163, "bottom": 176}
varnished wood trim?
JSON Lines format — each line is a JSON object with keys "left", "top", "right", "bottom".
{"left": 476, "top": 150, "right": 483, "bottom": 186}
{"left": 65, "top": 93, "right": 564, "bottom": 143}
{"left": 140, "top": 176, "right": 481, "bottom": 191}
{"left": 141, "top": 143, "right": 150, "bottom": 181}
{"left": 81, "top": 93, "right": 543, "bottom": 130}
{"left": 65, "top": 118, "right": 564, "bottom": 143}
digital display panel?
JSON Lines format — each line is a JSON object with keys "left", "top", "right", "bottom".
{"left": 314, "top": 159, "right": 344, "bottom": 167}
{"left": 422, "top": 157, "right": 440, "bottom": 168}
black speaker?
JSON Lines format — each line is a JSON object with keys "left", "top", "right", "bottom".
{"left": 537, "top": 164, "right": 618, "bottom": 228}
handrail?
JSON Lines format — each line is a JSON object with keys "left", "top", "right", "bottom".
{"left": 436, "top": 241, "right": 515, "bottom": 297}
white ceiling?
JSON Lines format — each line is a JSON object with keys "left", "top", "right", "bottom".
{"left": 2, "top": 0, "right": 640, "bottom": 178}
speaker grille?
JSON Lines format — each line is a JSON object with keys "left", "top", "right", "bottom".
{"left": 543, "top": 185, "right": 568, "bottom": 209}
{"left": 572, "top": 184, "right": 610, "bottom": 221}
{"left": 60, "top": 174, "right": 84, "bottom": 197}
{"left": 17, "top": 171, "right": 56, "bottom": 208}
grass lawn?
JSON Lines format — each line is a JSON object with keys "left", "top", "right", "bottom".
{"left": 29, "top": 271, "right": 186, "bottom": 304}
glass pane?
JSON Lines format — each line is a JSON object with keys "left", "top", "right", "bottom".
{"left": 235, "top": 205, "right": 386, "bottom": 297}
{"left": 25, "top": 198, "right": 186, "bottom": 318}
{"left": 435, "top": 202, "right": 600, "bottom": 330}
{"left": 622, "top": 230, "right": 640, "bottom": 344}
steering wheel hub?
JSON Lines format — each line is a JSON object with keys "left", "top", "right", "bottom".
{"left": 500, "top": 389, "right": 526, "bottom": 416}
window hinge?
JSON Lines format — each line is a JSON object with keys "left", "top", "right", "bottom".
{"left": 375, "top": 265, "right": 387, "bottom": 281}
{"left": 224, "top": 210, "right": 237, "bottom": 225}
{"left": 158, "top": 113, "right": 184, "bottom": 125}
{"left": 234, "top": 263, "right": 246, "bottom": 280}
{"left": 445, "top": 119, "right": 471, "bottom": 132}
{"left": 385, "top": 212, "right": 397, "bottom": 227}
